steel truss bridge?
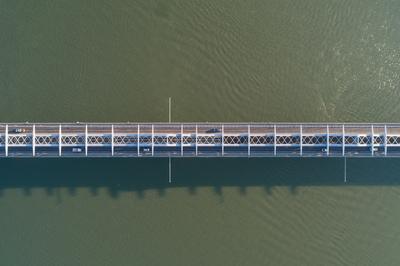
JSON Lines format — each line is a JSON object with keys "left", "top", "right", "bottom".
{"left": 0, "top": 123, "right": 400, "bottom": 158}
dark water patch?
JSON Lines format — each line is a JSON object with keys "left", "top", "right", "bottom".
{"left": 1, "top": 157, "right": 400, "bottom": 199}
{"left": 346, "top": 158, "right": 400, "bottom": 185}
{"left": 0, "top": 158, "right": 168, "bottom": 198}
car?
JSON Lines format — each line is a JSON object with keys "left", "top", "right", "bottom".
{"left": 13, "top": 128, "right": 26, "bottom": 133}
{"left": 72, "top": 148, "right": 82, "bottom": 153}
{"left": 206, "top": 128, "right": 220, "bottom": 133}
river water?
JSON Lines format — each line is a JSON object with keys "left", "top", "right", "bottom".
{"left": 1, "top": 1, "right": 400, "bottom": 265}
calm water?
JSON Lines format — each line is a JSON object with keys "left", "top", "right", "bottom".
{"left": 1, "top": 1, "right": 400, "bottom": 265}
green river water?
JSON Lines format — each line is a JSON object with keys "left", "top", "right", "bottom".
{"left": 1, "top": 1, "right": 400, "bottom": 265}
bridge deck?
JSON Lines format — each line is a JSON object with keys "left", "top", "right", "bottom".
{"left": 1, "top": 123, "right": 400, "bottom": 157}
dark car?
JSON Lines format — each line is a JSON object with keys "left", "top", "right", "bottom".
{"left": 206, "top": 128, "right": 221, "bottom": 133}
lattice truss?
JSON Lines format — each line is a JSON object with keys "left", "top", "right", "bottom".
{"left": 7, "top": 135, "right": 32, "bottom": 145}
{"left": 35, "top": 135, "right": 59, "bottom": 145}
{"left": 329, "top": 135, "right": 384, "bottom": 146}
{"left": 183, "top": 136, "right": 195, "bottom": 144}
{"left": 61, "top": 135, "right": 85, "bottom": 145}
{"left": 193, "top": 134, "right": 389, "bottom": 146}
{"left": 113, "top": 134, "right": 193, "bottom": 146}
{"left": 197, "top": 136, "right": 222, "bottom": 145}
{"left": 153, "top": 135, "right": 180, "bottom": 145}
{"left": 302, "top": 135, "right": 327, "bottom": 145}
{"left": 0, "top": 132, "right": 399, "bottom": 148}
{"left": 87, "top": 135, "right": 111, "bottom": 145}
{"left": 224, "top": 136, "right": 248, "bottom": 145}
{"left": 250, "top": 136, "right": 274, "bottom": 145}
{"left": 387, "top": 136, "right": 400, "bottom": 145}
{"left": 276, "top": 136, "right": 300, "bottom": 145}
{"left": 93, "top": 134, "right": 400, "bottom": 146}
{"left": 114, "top": 135, "right": 138, "bottom": 145}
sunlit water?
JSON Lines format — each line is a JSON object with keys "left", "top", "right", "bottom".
{"left": 1, "top": 1, "right": 400, "bottom": 265}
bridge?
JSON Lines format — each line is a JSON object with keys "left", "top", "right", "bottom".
{"left": 0, "top": 123, "right": 399, "bottom": 158}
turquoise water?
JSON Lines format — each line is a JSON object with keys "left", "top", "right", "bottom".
{"left": 1, "top": 1, "right": 400, "bottom": 265}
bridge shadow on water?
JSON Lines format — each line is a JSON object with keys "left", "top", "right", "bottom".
{"left": 0, "top": 158, "right": 400, "bottom": 198}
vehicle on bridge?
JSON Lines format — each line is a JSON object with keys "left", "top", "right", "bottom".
{"left": 12, "top": 128, "right": 26, "bottom": 133}
{"left": 206, "top": 128, "right": 220, "bottom": 133}
{"left": 72, "top": 148, "right": 82, "bottom": 153}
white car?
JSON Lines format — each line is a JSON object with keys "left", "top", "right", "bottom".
{"left": 13, "top": 128, "right": 26, "bottom": 133}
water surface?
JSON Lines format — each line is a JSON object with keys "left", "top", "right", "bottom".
{"left": 1, "top": 1, "right": 400, "bottom": 265}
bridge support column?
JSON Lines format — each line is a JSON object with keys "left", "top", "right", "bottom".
{"left": 384, "top": 125, "right": 388, "bottom": 156}
{"left": 85, "top": 124, "right": 88, "bottom": 156}
{"left": 221, "top": 124, "right": 224, "bottom": 156}
{"left": 59, "top": 124, "right": 62, "bottom": 156}
{"left": 32, "top": 124, "right": 35, "bottom": 157}
{"left": 137, "top": 124, "right": 140, "bottom": 156}
{"left": 326, "top": 124, "right": 330, "bottom": 156}
{"left": 342, "top": 124, "right": 345, "bottom": 156}
{"left": 371, "top": 125, "right": 374, "bottom": 156}
{"left": 181, "top": 124, "right": 183, "bottom": 157}
{"left": 300, "top": 125, "right": 303, "bottom": 156}
{"left": 274, "top": 125, "right": 277, "bottom": 156}
{"left": 5, "top": 124, "right": 8, "bottom": 157}
{"left": 248, "top": 124, "right": 251, "bottom": 157}
{"left": 151, "top": 124, "right": 154, "bottom": 157}
{"left": 111, "top": 125, "right": 114, "bottom": 156}
{"left": 195, "top": 124, "right": 198, "bottom": 156}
